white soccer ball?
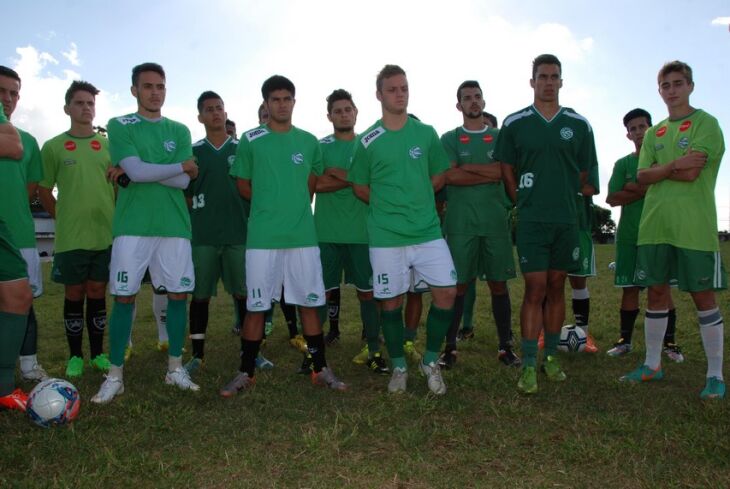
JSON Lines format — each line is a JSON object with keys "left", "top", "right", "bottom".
{"left": 608, "top": 261, "right": 616, "bottom": 271}
{"left": 26, "top": 378, "right": 80, "bottom": 428}
{"left": 557, "top": 325, "right": 587, "bottom": 353}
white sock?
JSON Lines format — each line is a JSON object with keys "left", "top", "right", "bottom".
{"left": 19, "top": 354, "right": 38, "bottom": 372}
{"left": 168, "top": 355, "right": 182, "bottom": 372}
{"left": 572, "top": 287, "right": 590, "bottom": 300}
{"left": 644, "top": 309, "right": 668, "bottom": 370}
{"left": 153, "top": 293, "right": 168, "bottom": 342}
{"left": 110, "top": 365, "right": 124, "bottom": 381}
{"left": 699, "top": 308, "right": 724, "bottom": 380}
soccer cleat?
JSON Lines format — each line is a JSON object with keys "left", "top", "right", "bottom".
{"left": 419, "top": 361, "right": 447, "bottom": 395}
{"left": 89, "top": 353, "right": 111, "bottom": 372}
{"left": 297, "top": 353, "right": 313, "bottom": 374}
{"left": 607, "top": 339, "right": 632, "bottom": 357}
{"left": 438, "top": 348, "right": 458, "bottom": 370}
{"left": 456, "top": 328, "right": 475, "bottom": 342}
{"left": 65, "top": 356, "right": 84, "bottom": 377}
{"left": 537, "top": 330, "right": 544, "bottom": 350}
{"left": 289, "top": 335, "right": 308, "bottom": 354}
{"left": 584, "top": 334, "right": 599, "bottom": 353}
{"left": 20, "top": 363, "right": 49, "bottom": 382}
{"left": 156, "top": 340, "right": 169, "bottom": 352}
{"left": 366, "top": 353, "right": 390, "bottom": 375}
{"left": 663, "top": 343, "right": 685, "bottom": 363}
{"left": 231, "top": 324, "right": 241, "bottom": 335}
{"left": 91, "top": 375, "right": 124, "bottom": 404}
{"left": 542, "top": 355, "right": 567, "bottom": 382}
{"left": 388, "top": 367, "right": 408, "bottom": 393}
{"left": 620, "top": 364, "right": 664, "bottom": 383}
{"left": 220, "top": 371, "right": 255, "bottom": 398}
{"left": 517, "top": 366, "right": 538, "bottom": 394}
{"left": 325, "top": 330, "right": 340, "bottom": 346}
{"left": 165, "top": 367, "right": 200, "bottom": 391}
{"left": 0, "top": 388, "right": 29, "bottom": 412}
{"left": 184, "top": 357, "right": 204, "bottom": 375}
{"left": 124, "top": 345, "right": 133, "bottom": 362}
{"left": 311, "top": 367, "right": 348, "bottom": 391}
{"left": 352, "top": 345, "right": 369, "bottom": 365}
{"left": 497, "top": 348, "right": 522, "bottom": 368}
{"left": 255, "top": 354, "right": 274, "bottom": 370}
{"left": 700, "top": 377, "right": 726, "bottom": 400}
{"left": 403, "top": 340, "right": 422, "bottom": 364}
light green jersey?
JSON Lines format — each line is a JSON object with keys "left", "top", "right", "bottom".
{"left": 107, "top": 114, "right": 193, "bottom": 239}
{"left": 0, "top": 129, "right": 42, "bottom": 248}
{"left": 495, "top": 105, "right": 597, "bottom": 224}
{"left": 230, "top": 125, "right": 323, "bottom": 249}
{"left": 348, "top": 117, "right": 450, "bottom": 247}
{"left": 314, "top": 135, "right": 367, "bottom": 244}
{"left": 189, "top": 137, "right": 248, "bottom": 246}
{"left": 40, "top": 132, "right": 114, "bottom": 252}
{"left": 638, "top": 109, "right": 724, "bottom": 251}
{"left": 608, "top": 153, "right": 644, "bottom": 245}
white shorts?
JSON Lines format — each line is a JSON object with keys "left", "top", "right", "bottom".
{"left": 370, "top": 239, "right": 456, "bottom": 299}
{"left": 246, "top": 247, "right": 326, "bottom": 311}
{"left": 20, "top": 248, "right": 42, "bottom": 298}
{"left": 109, "top": 236, "right": 195, "bottom": 296}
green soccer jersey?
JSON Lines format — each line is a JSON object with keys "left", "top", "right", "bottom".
{"left": 495, "top": 105, "right": 597, "bottom": 224}
{"left": 637, "top": 109, "right": 725, "bottom": 251}
{"left": 40, "top": 132, "right": 114, "bottom": 252}
{"left": 348, "top": 117, "right": 450, "bottom": 247}
{"left": 441, "top": 126, "right": 510, "bottom": 237}
{"left": 0, "top": 129, "right": 42, "bottom": 248}
{"left": 608, "top": 153, "right": 644, "bottom": 245}
{"left": 107, "top": 114, "right": 193, "bottom": 239}
{"left": 230, "top": 125, "right": 323, "bottom": 249}
{"left": 314, "top": 135, "right": 367, "bottom": 244}
{"left": 575, "top": 158, "right": 600, "bottom": 232}
{"left": 189, "top": 137, "right": 248, "bottom": 246}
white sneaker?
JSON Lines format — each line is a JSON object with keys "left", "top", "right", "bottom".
{"left": 419, "top": 361, "right": 447, "bottom": 395}
{"left": 165, "top": 367, "right": 200, "bottom": 391}
{"left": 21, "top": 363, "right": 49, "bottom": 382}
{"left": 311, "top": 367, "right": 348, "bottom": 391}
{"left": 91, "top": 375, "right": 124, "bottom": 404}
{"left": 388, "top": 367, "right": 408, "bottom": 393}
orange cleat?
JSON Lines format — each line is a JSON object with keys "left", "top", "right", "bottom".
{"left": 584, "top": 334, "right": 599, "bottom": 353}
{"left": 0, "top": 388, "right": 28, "bottom": 412}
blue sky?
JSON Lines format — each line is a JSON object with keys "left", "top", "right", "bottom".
{"left": 4, "top": 0, "right": 729, "bottom": 229}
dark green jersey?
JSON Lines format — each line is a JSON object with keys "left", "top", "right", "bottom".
{"left": 608, "top": 153, "right": 643, "bottom": 244}
{"left": 189, "top": 137, "right": 248, "bottom": 246}
{"left": 495, "top": 105, "right": 597, "bottom": 224}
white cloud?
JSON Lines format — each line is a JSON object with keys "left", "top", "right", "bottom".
{"left": 61, "top": 42, "right": 80, "bottom": 66}
{"left": 711, "top": 16, "right": 730, "bottom": 25}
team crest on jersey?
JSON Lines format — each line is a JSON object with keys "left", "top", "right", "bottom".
{"left": 227, "top": 155, "right": 236, "bottom": 167}
{"left": 656, "top": 126, "right": 668, "bottom": 137}
{"left": 246, "top": 127, "right": 269, "bottom": 142}
{"left": 320, "top": 135, "right": 335, "bottom": 144}
{"left": 409, "top": 146, "right": 423, "bottom": 159}
{"left": 679, "top": 120, "right": 692, "bottom": 132}
{"left": 117, "top": 115, "right": 141, "bottom": 125}
{"left": 291, "top": 153, "right": 304, "bottom": 165}
{"left": 459, "top": 134, "right": 470, "bottom": 144}
{"left": 163, "top": 140, "right": 176, "bottom": 152}
{"left": 677, "top": 137, "right": 690, "bottom": 150}
{"left": 560, "top": 127, "right": 574, "bottom": 141}
{"left": 361, "top": 127, "right": 385, "bottom": 148}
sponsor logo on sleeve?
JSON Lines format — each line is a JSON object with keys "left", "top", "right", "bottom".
{"left": 559, "top": 127, "right": 574, "bottom": 140}
{"left": 361, "top": 127, "right": 385, "bottom": 148}
{"left": 679, "top": 120, "right": 692, "bottom": 132}
{"left": 64, "top": 141, "right": 77, "bottom": 151}
{"left": 246, "top": 127, "right": 269, "bottom": 142}
{"left": 117, "top": 115, "right": 141, "bottom": 125}
{"left": 408, "top": 146, "right": 423, "bottom": 159}
{"left": 163, "top": 140, "right": 176, "bottom": 152}
{"left": 656, "top": 126, "right": 668, "bottom": 137}
{"left": 291, "top": 153, "right": 304, "bottom": 165}
{"left": 227, "top": 155, "right": 236, "bottom": 167}
{"left": 320, "top": 135, "right": 335, "bottom": 144}
{"left": 90, "top": 140, "right": 101, "bottom": 151}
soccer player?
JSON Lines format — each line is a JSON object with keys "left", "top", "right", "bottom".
{"left": 620, "top": 61, "right": 726, "bottom": 400}
{"left": 483, "top": 112, "right": 498, "bottom": 129}
{"left": 39, "top": 80, "right": 115, "bottom": 378}
{"left": 440, "top": 80, "right": 519, "bottom": 368}
{"left": 606, "top": 108, "right": 683, "bottom": 360}
{"left": 349, "top": 65, "right": 456, "bottom": 395}
{"left": 222, "top": 75, "right": 346, "bottom": 396}
{"left": 91, "top": 62, "right": 199, "bottom": 403}
{"left": 225, "top": 119, "right": 237, "bottom": 139}
{"left": 0, "top": 73, "right": 34, "bottom": 412}
{"left": 315, "top": 89, "right": 385, "bottom": 374}
{"left": 496, "top": 54, "right": 597, "bottom": 394}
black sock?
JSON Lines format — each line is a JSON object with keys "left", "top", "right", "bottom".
{"left": 235, "top": 297, "right": 247, "bottom": 331}
{"left": 327, "top": 288, "right": 341, "bottom": 335}
{"left": 664, "top": 308, "right": 677, "bottom": 344}
{"left": 189, "top": 300, "right": 210, "bottom": 359}
{"left": 86, "top": 297, "right": 107, "bottom": 358}
{"left": 445, "top": 294, "right": 465, "bottom": 348}
{"left": 240, "top": 339, "right": 261, "bottom": 378}
{"left": 20, "top": 305, "right": 38, "bottom": 356}
{"left": 280, "top": 295, "right": 299, "bottom": 338}
{"left": 492, "top": 293, "right": 513, "bottom": 349}
{"left": 64, "top": 299, "right": 84, "bottom": 358}
{"left": 304, "top": 333, "right": 327, "bottom": 372}
{"left": 572, "top": 298, "right": 590, "bottom": 328}
{"left": 620, "top": 308, "right": 640, "bottom": 343}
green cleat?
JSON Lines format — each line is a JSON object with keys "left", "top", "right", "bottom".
{"left": 619, "top": 364, "right": 664, "bottom": 383}
{"left": 352, "top": 345, "right": 369, "bottom": 365}
{"left": 700, "top": 377, "right": 725, "bottom": 400}
{"left": 184, "top": 357, "right": 204, "bottom": 375}
{"left": 65, "top": 356, "right": 84, "bottom": 377}
{"left": 543, "top": 355, "right": 567, "bottom": 382}
{"left": 90, "top": 353, "right": 111, "bottom": 372}
{"left": 518, "top": 366, "right": 537, "bottom": 394}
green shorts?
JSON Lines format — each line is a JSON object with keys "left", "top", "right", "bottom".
{"left": 516, "top": 221, "right": 580, "bottom": 274}
{"left": 319, "top": 242, "right": 372, "bottom": 291}
{"left": 614, "top": 241, "right": 638, "bottom": 287}
{"left": 568, "top": 230, "right": 596, "bottom": 278}
{"left": 51, "top": 247, "right": 111, "bottom": 285}
{"left": 192, "top": 244, "right": 246, "bottom": 299}
{"left": 635, "top": 244, "right": 727, "bottom": 292}
{"left": 447, "top": 233, "right": 516, "bottom": 283}
{"left": 0, "top": 220, "right": 28, "bottom": 282}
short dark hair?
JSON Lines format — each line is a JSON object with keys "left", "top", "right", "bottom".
{"left": 457, "top": 80, "right": 481, "bottom": 102}
{"left": 326, "top": 89, "right": 356, "bottom": 114}
{"left": 131, "top": 62, "right": 166, "bottom": 86}
{"left": 482, "top": 111, "right": 498, "bottom": 128}
{"left": 65, "top": 80, "right": 99, "bottom": 105}
{"left": 261, "top": 75, "right": 295, "bottom": 101}
{"left": 197, "top": 90, "right": 223, "bottom": 113}
{"left": 225, "top": 119, "right": 236, "bottom": 128}
{"left": 658, "top": 60, "right": 693, "bottom": 85}
{"left": 532, "top": 54, "right": 562, "bottom": 79}
{"left": 376, "top": 64, "right": 406, "bottom": 91}
{"left": 0, "top": 66, "right": 21, "bottom": 87}
{"left": 623, "top": 108, "right": 652, "bottom": 128}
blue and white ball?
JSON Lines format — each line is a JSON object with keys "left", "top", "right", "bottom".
{"left": 27, "top": 378, "right": 80, "bottom": 428}
{"left": 557, "top": 325, "right": 587, "bottom": 353}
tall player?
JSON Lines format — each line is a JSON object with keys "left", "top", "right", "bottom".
{"left": 349, "top": 65, "right": 456, "bottom": 395}
{"left": 621, "top": 61, "right": 726, "bottom": 399}
{"left": 91, "top": 62, "right": 199, "bottom": 403}
{"left": 222, "top": 75, "right": 346, "bottom": 396}
{"left": 440, "top": 80, "right": 519, "bottom": 368}
{"left": 496, "top": 54, "right": 597, "bottom": 394}
{"left": 39, "top": 80, "right": 115, "bottom": 378}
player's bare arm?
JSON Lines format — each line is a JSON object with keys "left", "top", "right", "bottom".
{"left": 431, "top": 173, "right": 446, "bottom": 193}
{"left": 316, "top": 168, "right": 350, "bottom": 192}
{"left": 459, "top": 162, "right": 502, "bottom": 181}
{"left": 637, "top": 150, "right": 706, "bottom": 185}
{"left": 352, "top": 183, "right": 370, "bottom": 204}
{"left": 37, "top": 186, "right": 56, "bottom": 218}
{"left": 0, "top": 122, "right": 23, "bottom": 160}
{"left": 501, "top": 163, "right": 517, "bottom": 203}
{"left": 445, "top": 165, "right": 494, "bottom": 186}
{"left": 236, "top": 177, "right": 252, "bottom": 200}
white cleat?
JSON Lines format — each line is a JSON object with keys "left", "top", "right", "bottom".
{"left": 419, "top": 361, "right": 447, "bottom": 395}
{"left": 91, "top": 375, "right": 125, "bottom": 404}
{"left": 21, "top": 363, "right": 49, "bottom": 382}
{"left": 165, "top": 367, "right": 200, "bottom": 391}
{"left": 388, "top": 367, "right": 408, "bottom": 394}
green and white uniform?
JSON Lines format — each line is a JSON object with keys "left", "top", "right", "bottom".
{"left": 608, "top": 153, "right": 644, "bottom": 286}
{"left": 569, "top": 159, "right": 599, "bottom": 277}
{"left": 0, "top": 111, "right": 28, "bottom": 283}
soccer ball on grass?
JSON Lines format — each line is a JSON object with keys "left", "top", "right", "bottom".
{"left": 557, "top": 325, "right": 587, "bottom": 353}
{"left": 26, "top": 378, "right": 80, "bottom": 428}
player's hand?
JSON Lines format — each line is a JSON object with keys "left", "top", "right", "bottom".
{"left": 182, "top": 159, "right": 199, "bottom": 179}
{"left": 325, "top": 167, "right": 347, "bottom": 180}
{"left": 673, "top": 150, "right": 706, "bottom": 171}
{"left": 106, "top": 166, "right": 125, "bottom": 183}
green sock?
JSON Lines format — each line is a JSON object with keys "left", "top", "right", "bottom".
{"left": 361, "top": 299, "right": 380, "bottom": 354}
{"left": 381, "top": 307, "right": 405, "bottom": 361}
{"left": 404, "top": 326, "right": 417, "bottom": 342}
{"left": 521, "top": 338, "right": 538, "bottom": 367}
{"left": 0, "top": 311, "right": 28, "bottom": 396}
{"left": 109, "top": 301, "right": 134, "bottom": 366}
{"left": 391, "top": 356, "right": 407, "bottom": 370}
{"left": 166, "top": 298, "right": 187, "bottom": 358}
{"left": 544, "top": 332, "right": 561, "bottom": 357}
{"left": 424, "top": 304, "right": 453, "bottom": 365}
{"left": 462, "top": 281, "right": 476, "bottom": 330}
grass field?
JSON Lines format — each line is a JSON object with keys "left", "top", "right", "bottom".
{"left": 1, "top": 243, "right": 729, "bottom": 488}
